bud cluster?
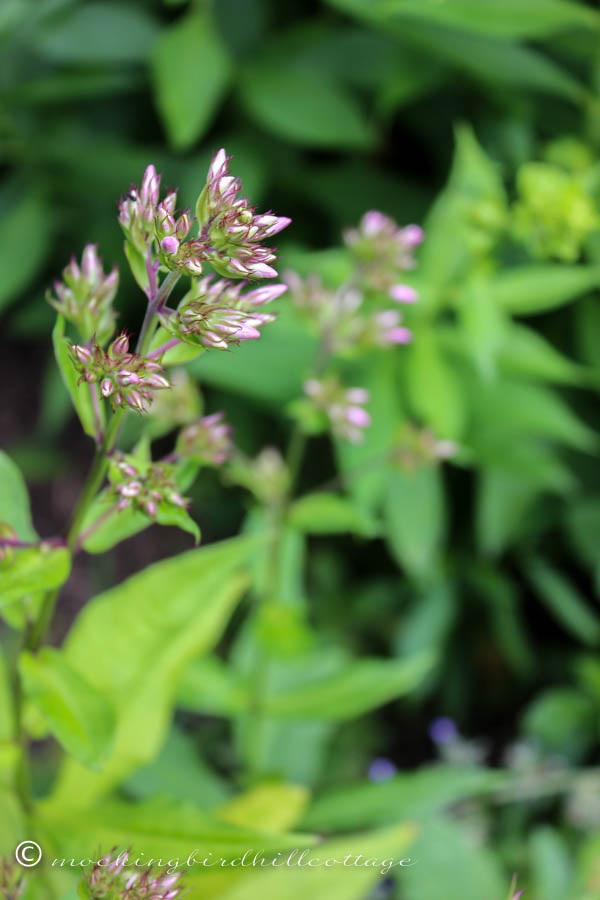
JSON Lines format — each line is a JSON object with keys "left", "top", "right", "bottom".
{"left": 161, "top": 276, "right": 286, "bottom": 350}
{"left": 176, "top": 411, "right": 233, "bottom": 466}
{"left": 70, "top": 333, "right": 170, "bottom": 414}
{"left": 303, "top": 377, "right": 371, "bottom": 444}
{"left": 82, "top": 849, "right": 182, "bottom": 900}
{"left": 285, "top": 267, "right": 415, "bottom": 355}
{"left": 227, "top": 447, "right": 290, "bottom": 506}
{"left": 344, "top": 210, "right": 424, "bottom": 294}
{"left": 119, "top": 151, "right": 291, "bottom": 286}
{"left": 108, "top": 455, "right": 189, "bottom": 518}
{"left": 195, "top": 148, "right": 291, "bottom": 280}
{"left": 47, "top": 244, "right": 118, "bottom": 343}
{"left": 391, "top": 423, "right": 458, "bottom": 471}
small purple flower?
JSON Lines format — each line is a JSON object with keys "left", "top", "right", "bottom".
{"left": 368, "top": 757, "right": 398, "bottom": 782}
{"left": 109, "top": 456, "right": 191, "bottom": 522}
{"left": 83, "top": 848, "right": 184, "bottom": 900}
{"left": 428, "top": 716, "right": 459, "bottom": 745}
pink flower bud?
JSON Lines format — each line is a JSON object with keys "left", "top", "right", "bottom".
{"left": 346, "top": 406, "right": 371, "bottom": 428}
{"left": 402, "top": 224, "right": 425, "bottom": 247}
{"left": 161, "top": 235, "right": 180, "bottom": 255}
{"left": 110, "top": 333, "right": 130, "bottom": 356}
{"left": 72, "top": 344, "right": 91, "bottom": 365}
{"left": 145, "top": 500, "right": 158, "bottom": 517}
{"left": 386, "top": 327, "right": 412, "bottom": 344}
{"left": 141, "top": 164, "right": 160, "bottom": 206}
{"left": 247, "top": 262, "right": 278, "bottom": 279}
{"left": 117, "top": 370, "right": 140, "bottom": 386}
{"left": 244, "top": 283, "right": 287, "bottom": 306}
{"left": 389, "top": 284, "right": 419, "bottom": 303}
{"left": 101, "top": 378, "right": 114, "bottom": 397}
{"left": 81, "top": 243, "right": 101, "bottom": 280}
{"left": 361, "top": 210, "right": 387, "bottom": 236}
{"left": 346, "top": 387, "right": 370, "bottom": 404}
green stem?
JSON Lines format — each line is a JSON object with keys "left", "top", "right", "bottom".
{"left": 28, "top": 409, "right": 124, "bottom": 652}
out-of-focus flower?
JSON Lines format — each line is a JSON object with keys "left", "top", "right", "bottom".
{"left": 70, "top": 332, "right": 169, "bottom": 414}
{"left": 389, "top": 284, "right": 419, "bottom": 304}
{"left": 391, "top": 423, "right": 458, "bottom": 471}
{"left": 161, "top": 276, "right": 286, "bottom": 350}
{"left": 47, "top": 244, "right": 118, "bottom": 343}
{"left": 227, "top": 447, "right": 289, "bottom": 506}
{"left": 82, "top": 849, "right": 183, "bottom": 900}
{"left": 512, "top": 162, "right": 599, "bottom": 261}
{"left": 145, "top": 368, "right": 202, "bottom": 437}
{"left": 108, "top": 455, "right": 189, "bottom": 519}
{"left": 285, "top": 272, "right": 415, "bottom": 353}
{"left": 0, "top": 857, "right": 25, "bottom": 900}
{"left": 344, "top": 210, "right": 424, "bottom": 291}
{"left": 428, "top": 716, "right": 459, "bottom": 745}
{"left": 303, "top": 377, "right": 371, "bottom": 443}
{"left": 368, "top": 758, "right": 398, "bottom": 782}
{"left": 195, "top": 148, "right": 291, "bottom": 280}
{"left": 176, "top": 412, "right": 233, "bottom": 466}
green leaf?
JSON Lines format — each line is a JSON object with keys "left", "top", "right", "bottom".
{"left": 39, "top": 796, "right": 316, "bottom": 868}
{"left": 526, "top": 558, "right": 600, "bottom": 645}
{"left": 497, "top": 322, "right": 586, "bottom": 384}
{"left": 522, "top": 687, "right": 595, "bottom": 757}
{"left": 124, "top": 727, "right": 230, "bottom": 809}
{"left": 1, "top": 547, "right": 71, "bottom": 604}
{"left": 565, "top": 499, "right": 600, "bottom": 569}
{"left": 240, "top": 64, "right": 374, "bottom": 149}
{"left": 365, "top": 0, "right": 599, "bottom": 38}
{"left": 44, "top": 536, "right": 259, "bottom": 811}
{"left": 384, "top": 467, "right": 446, "bottom": 580}
{"left": 35, "top": 2, "right": 160, "bottom": 64}
{"left": 19, "top": 648, "right": 115, "bottom": 767}
{"left": 288, "top": 493, "right": 379, "bottom": 536}
{"left": 0, "top": 191, "right": 52, "bottom": 313}
{"left": 469, "top": 378, "right": 596, "bottom": 452}
{"left": 151, "top": 11, "right": 232, "bottom": 150}
{"left": 476, "top": 470, "right": 540, "bottom": 556}
{"left": 488, "top": 265, "right": 600, "bottom": 315}
{"left": 52, "top": 315, "right": 99, "bottom": 439}
{"left": 264, "top": 653, "right": 433, "bottom": 719}
{"left": 303, "top": 764, "right": 508, "bottom": 830}
{"left": 0, "top": 450, "right": 36, "bottom": 540}
{"left": 155, "top": 502, "right": 200, "bottom": 545}
{"left": 404, "top": 330, "right": 466, "bottom": 439}
{"left": 177, "top": 655, "right": 250, "bottom": 716}
{"left": 215, "top": 824, "right": 416, "bottom": 900}
{"left": 216, "top": 783, "right": 309, "bottom": 832}
{"left": 529, "top": 827, "right": 573, "bottom": 900}
{"left": 401, "top": 819, "right": 504, "bottom": 900}
{"left": 191, "top": 306, "right": 317, "bottom": 408}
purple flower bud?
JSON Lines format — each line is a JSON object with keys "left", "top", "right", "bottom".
{"left": 244, "top": 283, "right": 288, "bottom": 306}
{"left": 361, "top": 210, "right": 387, "bottom": 236}
{"left": 346, "top": 387, "right": 370, "bottom": 404}
{"left": 402, "top": 224, "right": 425, "bottom": 247}
{"left": 368, "top": 757, "right": 398, "bottom": 782}
{"left": 120, "top": 481, "right": 141, "bottom": 498}
{"left": 141, "top": 164, "right": 160, "bottom": 206}
{"left": 110, "top": 333, "right": 130, "bottom": 357}
{"left": 81, "top": 243, "right": 101, "bottom": 281}
{"left": 72, "top": 345, "right": 92, "bottom": 365}
{"left": 101, "top": 378, "right": 114, "bottom": 398}
{"left": 117, "top": 370, "right": 140, "bottom": 386}
{"left": 145, "top": 500, "right": 158, "bottom": 517}
{"left": 386, "top": 327, "right": 413, "bottom": 344}
{"left": 346, "top": 406, "right": 371, "bottom": 428}
{"left": 161, "top": 235, "right": 180, "bottom": 255}
{"left": 428, "top": 716, "right": 459, "bottom": 745}
{"left": 389, "top": 284, "right": 419, "bottom": 303}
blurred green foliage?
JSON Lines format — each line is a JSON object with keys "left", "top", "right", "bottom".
{"left": 3, "top": 0, "right": 600, "bottom": 898}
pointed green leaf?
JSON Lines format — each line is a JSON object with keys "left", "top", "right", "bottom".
{"left": 19, "top": 648, "right": 115, "bottom": 767}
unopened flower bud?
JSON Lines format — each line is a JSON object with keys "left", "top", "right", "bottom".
{"left": 161, "top": 236, "right": 180, "bottom": 255}
{"left": 389, "top": 284, "right": 419, "bottom": 303}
